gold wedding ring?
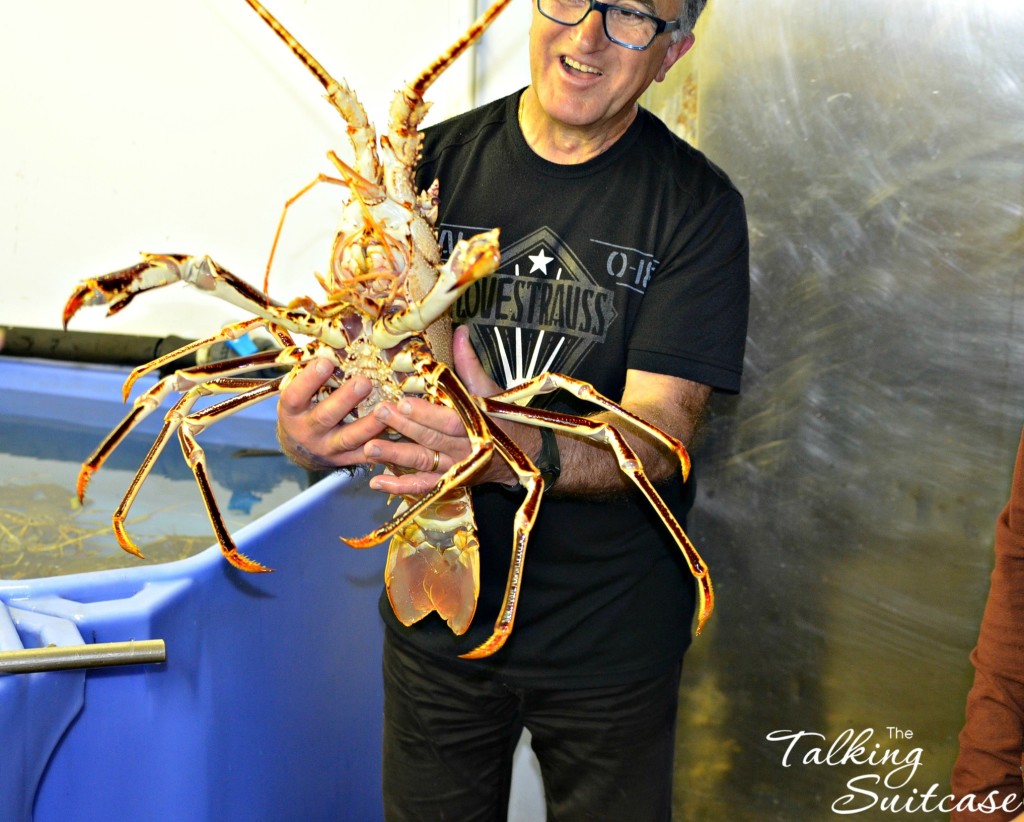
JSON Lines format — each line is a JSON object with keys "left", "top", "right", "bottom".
{"left": 430, "top": 450, "right": 440, "bottom": 472}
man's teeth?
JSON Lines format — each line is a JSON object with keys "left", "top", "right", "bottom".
{"left": 563, "top": 56, "right": 601, "bottom": 75}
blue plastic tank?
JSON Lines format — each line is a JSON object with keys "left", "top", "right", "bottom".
{"left": 0, "top": 357, "right": 389, "bottom": 821}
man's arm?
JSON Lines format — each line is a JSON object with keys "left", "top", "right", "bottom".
{"left": 551, "top": 369, "right": 710, "bottom": 497}
{"left": 364, "top": 325, "right": 711, "bottom": 497}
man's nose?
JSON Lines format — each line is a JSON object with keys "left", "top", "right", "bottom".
{"left": 572, "top": 6, "right": 610, "bottom": 50}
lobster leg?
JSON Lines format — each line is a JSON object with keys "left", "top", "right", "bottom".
{"left": 63, "top": 253, "right": 360, "bottom": 349}
{"left": 107, "top": 378, "right": 285, "bottom": 573}
{"left": 64, "top": 253, "right": 281, "bottom": 323}
{"left": 117, "top": 317, "right": 267, "bottom": 401}
{"left": 63, "top": 237, "right": 500, "bottom": 359}
{"left": 76, "top": 347, "right": 311, "bottom": 496}
{"left": 262, "top": 170, "right": 351, "bottom": 292}
{"left": 258, "top": 150, "right": 397, "bottom": 295}
{"left": 481, "top": 395, "right": 713, "bottom": 635}
{"left": 343, "top": 355, "right": 539, "bottom": 549}
{"left": 342, "top": 432, "right": 494, "bottom": 550}
{"left": 63, "top": 254, "right": 272, "bottom": 326}
{"left": 484, "top": 371, "right": 692, "bottom": 480}
{"left": 458, "top": 422, "right": 545, "bottom": 660}
{"left": 77, "top": 342, "right": 334, "bottom": 568}
{"left": 174, "top": 380, "right": 290, "bottom": 572}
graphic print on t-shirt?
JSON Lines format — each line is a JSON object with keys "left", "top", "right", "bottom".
{"left": 444, "top": 225, "right": 618, "bottom": 392}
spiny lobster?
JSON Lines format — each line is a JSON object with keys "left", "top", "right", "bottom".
{"left": 62, "top": 0, "right": 713, "bottom": 659}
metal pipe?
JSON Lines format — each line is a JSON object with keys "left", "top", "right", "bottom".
{"left": 0, "top": 639, "right": 166, "bottom": 675}
{"left": 0, "top": 326, "right": 196, "bottom": 372}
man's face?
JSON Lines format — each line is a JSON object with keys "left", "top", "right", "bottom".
{"left": 528, "top": 0, "right": 693, "bottom": 134}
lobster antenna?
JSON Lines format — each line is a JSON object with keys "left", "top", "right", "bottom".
{"left": 408, "top": 0, "right": 514, "bottom": 100}
{"left": 242, "top": 0, "right": 341, "bottom": 96}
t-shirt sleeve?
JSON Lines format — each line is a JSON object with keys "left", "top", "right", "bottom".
{"left": 627, "top": 189, "right": 750, "bottom": 392}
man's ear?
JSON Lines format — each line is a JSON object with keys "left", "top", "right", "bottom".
{"left": 656, "top": 33, "right": 695, "bottom": 83}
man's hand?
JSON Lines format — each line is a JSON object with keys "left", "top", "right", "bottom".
{"left": 278, "top": 328, "right": 712, "bottom": 499}
{"left": 277, "top": 358, "right": 389, "bottom": 471}
{"left": 364, "top": 326, "right": 536, "bottom": 494}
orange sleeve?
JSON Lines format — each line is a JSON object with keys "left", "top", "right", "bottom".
{"left": 951, "top": 429, "right": 1024, "bottom": 820}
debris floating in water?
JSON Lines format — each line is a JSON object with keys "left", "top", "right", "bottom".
{"left": 0, "top": 483, "right": 209, "bottom": 579}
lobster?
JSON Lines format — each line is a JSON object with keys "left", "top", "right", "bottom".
{"left": 61, "top": 0, "right": 713, "bottom": 659}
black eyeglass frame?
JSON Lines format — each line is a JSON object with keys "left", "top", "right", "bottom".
{"left": 536, "top": 0, "right": 682, "bottom": 51}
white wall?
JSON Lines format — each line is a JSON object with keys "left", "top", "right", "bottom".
{"left": 1, "top": 0, "right": 530, "bottom": 338}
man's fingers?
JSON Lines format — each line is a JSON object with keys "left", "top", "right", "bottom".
{"left": 374, "top": 397, "right": 466, "bottom": 440}
{"left": 304, "top": 378, "right": 370, "bottom": 434}
{"left": 275, "top": 358, "right": 383, "bottom": 471}
{"left": 280, "top": 363, "right": 372, "bottom": 435}
{"left": 331, "top": 412, "right": 389, "bottom": 453}
{"left": 454, "top": 325, "right": 502, "bottom": 397}
{"left": 279, "top": 358, "right": 335, "bottom": 414}
{"left": 365, "top": 438, "right": 447, "bottom": 474}
{"left": 370, "top": 471, "right": 440, "bottom": 496}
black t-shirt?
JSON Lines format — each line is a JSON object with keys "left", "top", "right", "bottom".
{"left": 379, "top": 90, "right": 749, "bottom": 688}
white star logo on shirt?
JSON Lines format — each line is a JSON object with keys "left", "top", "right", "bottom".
{"left": 528, "top": 248, "right": 554, "bottom": 275}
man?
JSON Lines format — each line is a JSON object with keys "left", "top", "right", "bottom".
{"left": 278, "top": 0, "right": 748, "bottom": 818}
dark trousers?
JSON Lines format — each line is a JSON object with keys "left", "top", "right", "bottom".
{"left": 382, "top": 631, "right": 683, "bottom": 821}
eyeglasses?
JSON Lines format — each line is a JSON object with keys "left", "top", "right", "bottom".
{"left": 537, "top": 0, "right": 681, "bottom": 51}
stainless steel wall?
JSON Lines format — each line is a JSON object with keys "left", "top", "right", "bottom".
{"left": 644, "top": 1, "right": 1024, "bottom": 817}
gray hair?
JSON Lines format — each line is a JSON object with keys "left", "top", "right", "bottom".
{"left": 671, "top": 0, "right": 707, "bottom": 39}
